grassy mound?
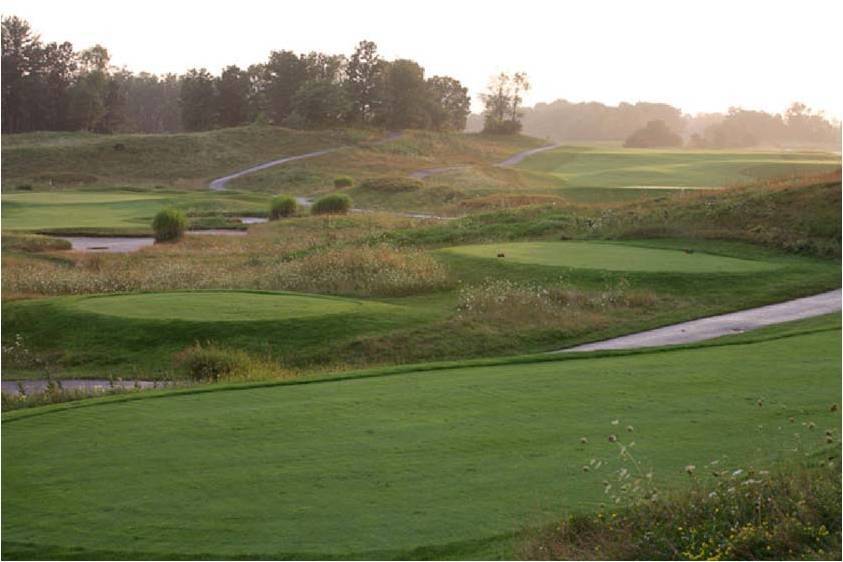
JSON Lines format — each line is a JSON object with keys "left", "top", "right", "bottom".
{"left": 1, "top": 126, "right": 371, "bottom": 187}
{"left": 2, "top": 317, "right": 839, "bottom": 559}
{"left": 70, "top": 290, "right": 369, "bottom": 322}
{"left": 442, "top": 241, "right": 780, "bottom": 273}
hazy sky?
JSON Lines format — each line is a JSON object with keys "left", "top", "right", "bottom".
{"left": 3, "top": 0, "right": 841, "bottom": 119}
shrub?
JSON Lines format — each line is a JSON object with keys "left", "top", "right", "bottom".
{"left": 334, "top": 175, "right": 353, "bottom": 188}
{"left": 173, "top": 342, "right": 288, "bottom": 382}
{"left": 269, "top": 195, "right": 297, "bottom": 220}
{"left": 151, "top": 208, "right": 187, "bottom": 242}
{"left": 359, "top": 176, "right": 423, "bottom": 193}
{"left": 311, "top": 193, "right": 352, "bottom": 215}
{"left": 15, "top": 184, "right": 32, "bottom": 191}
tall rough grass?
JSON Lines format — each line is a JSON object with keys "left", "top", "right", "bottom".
{"left": 521, "top": 406, "right": 842, "bottom": 560}
{"left": 152, "top": 207, "right": 187, "bottom": 242}
{"left": 173, "top": 342, "right": 291, "bottom": 382}
{"left": 311, "top": 193, "right": 352, "bottom": 215}
{"left": 264, "top": 245, "right": 452, "bottom": 297}
{"left": 269, "top": 195, "right": 297, "bottom": 220}
{"left": 456, "top": 278, "right": 658, "bottom": 329}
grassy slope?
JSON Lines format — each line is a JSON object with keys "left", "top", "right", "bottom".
{"left": 2, "top": 315, "right": 839, "bottom": 560}
{"left": 1, "top": 126, "right": 373, "bottom": 189}
{"left": 386, "top": 172, "right": 843, "bottom": 258}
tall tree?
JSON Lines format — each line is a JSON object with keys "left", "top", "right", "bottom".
{"left": 1, "top": 16, "right": 39, "bottom": 132}
{"left": 345, "top": 40, "right": 380, "bottom": 123}
{"left": 262, "top": 50, "right": 305, "bottom": 124}
{"left": 375, "top": 59, "right": 429, "bottom": 129}
{"left": 217, "top": 65, "right": 251, "bottom": 127}
{"left": 290, "top": 79, "right": 349, "bottom": 127}
{"left": 426, "top": 76, "right": 470, "bottom": 131}
{"left": 481, "top": 72, "right": 525, "bottom": 134}
{"left": 66, "top": 45, "right": 112, "bottom": 131}
{"left": 180, "top": 68, "right": 217, "bottom": 131}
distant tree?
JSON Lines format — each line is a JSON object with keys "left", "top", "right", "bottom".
{"left": 263, "top": 50, "right": 306, "bottom": 124}
{"left": 290, "top": 79, "right": 349, "bottom": 127}
{"left": 38, "top": 40, "right": 77, "bottom": 130}
{"left": 66, "top": 45, "right": 112, "bottom": 131}
{"left": 480, "top": 72, "right": 528, "bottom": 134}
{"left": 180, "top": 68, "right": 217, "bottom": 131}
{"left": 702, "top": 107, "right": 784, "bottom": 148}
{"left": 100, "top": 70, "right": 129, "bottom": 132}
{"left": 426, "top": 76, "right": 471, "bottom": 131}
{"left": 375, "top": 59, "right": 429, "bottom": 129}
{"left": 623, "top": 119, "right": 683, "bottom": 148}
{"left": 345, "top": 40, "right": 381, "bottom": 123}
{"left": 217, "top": 65, "right": 251, "bottom": 127}
{"left": 2, "top": 16, "right": 42, "bottom": 132}
{"left": 301, "top": 51, "right": 345, "bottom": 82}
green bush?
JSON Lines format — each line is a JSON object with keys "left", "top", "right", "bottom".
{"left": 151, "top": 208, "right": 187, "bottom": 242}
{"left": 174, "top": 343, "right": 242, "bottom": 381}
{"left": 311, "top": 193, "right": 352, "bottom": 215}
{"left": 334, "top": 176, "right": 354, "bottom": 188}
{"left": 269, "top": 195, "right": 298, "bottom": 220}
{"left": 359, "top": 176, "right": 423, "bottom": 193}
{"left": 173, "top": 343, "right": 283, "bottom": 382}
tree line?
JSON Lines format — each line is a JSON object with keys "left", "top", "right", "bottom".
{"left": 1, "top": 16, "right": 471, "bottom": 134}
{"left": 470, "top": 97, "right": 841, "bottom": 148}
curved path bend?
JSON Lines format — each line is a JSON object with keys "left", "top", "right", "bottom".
{"left": 558, "top": 289, "right": 841, "bottom": 353}
{"left": 209, "top": 131, "right": 402, "bottom": 191}
{"left": 497, "top": 142, "right": 561, "bottom": 167}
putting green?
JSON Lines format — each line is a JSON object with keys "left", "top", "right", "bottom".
{"left": 1, "top": 318, "right": 839, "bottom": 559}
{"left": 71, "top": 291, "right": 377, "bottom": 322}
{"left": 442, "top": 241, "right": 779, "bottom": 273}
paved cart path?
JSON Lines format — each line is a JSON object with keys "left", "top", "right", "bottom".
{"left": 558, "top": 289, "right": 842, "bottom": 352}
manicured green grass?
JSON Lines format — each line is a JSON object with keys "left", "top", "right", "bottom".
{"left": 0, "top": 189, "right": 268, "bottom": 233}
{"left": 1, "top": 289, "right": 434, "bottom": 376}
{"left": 72, "top": 291, "right": 392, "bottom": 322}
{"left": 441, "top": 241, "right": 780, "bottom": 273}
{"left": 517, "top": 146, "right": 841, "bottom": 189}
{"left": 2, "top": 316, "right": 839, "bottom": 560}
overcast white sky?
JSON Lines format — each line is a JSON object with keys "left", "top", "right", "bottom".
{"left": 3, "top": 0, "right": 841, "bottom": 119}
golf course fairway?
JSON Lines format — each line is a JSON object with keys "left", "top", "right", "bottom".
{"left": 71, "top": 291, "right": 380, "bottom": 322}
{"left": 2, "top": 316, "right": 839, "bottom": 559}
{"left": 441, "top": 241, "right": 780, "bottom": 273}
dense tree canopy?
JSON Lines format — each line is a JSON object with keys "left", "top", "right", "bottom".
{"left": 1, "top": 16, "right": 471, "bottom": 134}
{"left": 623, "top": 119, "right": 683, "bottom": 148}
{"left": 473, "top": 98, "right": 840, "bottom": 149}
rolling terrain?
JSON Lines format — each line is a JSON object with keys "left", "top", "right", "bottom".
{"left": 1, "top": 125, "right": 840, "bottom": 560}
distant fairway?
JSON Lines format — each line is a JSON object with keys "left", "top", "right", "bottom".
{"left": 2, "top": 317, "right": 839, "bottom": 559}
{"left": 516, "top": 146, "right": 841, "bottom": 189}
{"left": 0, "top": 189, "right": 267, "bottom": 232}
{"left": 442, "top": 241, "right": 780, "bottom": 273}
{"left": 73, "top": 291, "right": 378, "bottom": 322}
